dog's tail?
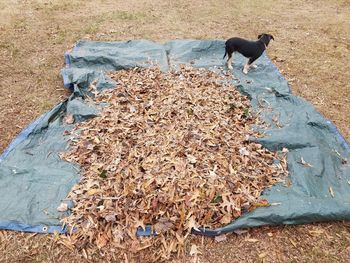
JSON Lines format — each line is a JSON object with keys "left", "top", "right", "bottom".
{"left": 223, "top": 48, "right": 227, "bottom": 59}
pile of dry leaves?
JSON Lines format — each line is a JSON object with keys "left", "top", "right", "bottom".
{"left": 60, "top": 66, "right": 287, "bottom": 262}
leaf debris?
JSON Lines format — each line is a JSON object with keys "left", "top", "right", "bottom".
{"left": 60, "top": 66, "right": 288, "bottom": 262}
{"left": 298, "top": 156, "right": 313, "bottom": 168}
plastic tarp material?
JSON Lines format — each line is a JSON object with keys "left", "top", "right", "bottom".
{"left": 0, "top": 40, "right": 349, "bottom": 235}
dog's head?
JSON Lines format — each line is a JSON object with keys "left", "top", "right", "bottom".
{"left": 258, "top": 33, "right": 274, "bottom": 47}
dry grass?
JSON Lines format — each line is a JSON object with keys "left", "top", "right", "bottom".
{"left": 0, "top": 0, "right": 350, "bottom": 262}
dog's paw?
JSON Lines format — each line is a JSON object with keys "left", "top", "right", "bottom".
{"left": 243, "top": 68, "right": 248, "bottom": 74}
{"left": 227, "top": 64, "right": 233, "bottom": 70}
{"left": 251, "top": 65, "right": 258, "bottom": 69}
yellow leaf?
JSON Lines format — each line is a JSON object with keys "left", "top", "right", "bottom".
{"left": 87, "top": 189, "right": 99, "bottom": 196}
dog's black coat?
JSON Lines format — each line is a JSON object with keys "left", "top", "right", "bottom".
{"left": 224, "top": 33, "right": 274, "bottom": 69}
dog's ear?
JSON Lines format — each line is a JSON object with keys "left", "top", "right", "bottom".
{"left": 270, "top": 35, "right": 275, "bottom": 40}
{"left": 258, "top": 34, "right": 263, "bottom": 39}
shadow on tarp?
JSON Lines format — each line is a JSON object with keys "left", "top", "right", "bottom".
{"left": 1, "top": 39, "right": 349, "bottom": 235}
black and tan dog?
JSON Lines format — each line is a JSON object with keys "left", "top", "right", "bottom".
{"left": 223, "top": 34, "right": 274, "bottom": 74}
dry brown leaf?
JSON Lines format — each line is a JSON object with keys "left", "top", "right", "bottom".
{"left": 282, "top": 147, "right": 289, "bottom": 153}
{"left": 154, "top": 218, "right": 174, "bottom": 234}
{"left": 63, "top": 114, "right": 74, "bottom": 124}
{"left": 187, "top": 154, "right": 197, "bottom": 164}
{"left": 186, "top": 216, "right": 200, "bottom": 232}
{"left": 299, "top": 156, "right": 313, "bottom": 168}
{"left": 239, "top": 147, "right": 250, "bottom": 156}
{"left": 57, "top": 203, "right": 68, "bottom": 212}
{"left": 219, "top": 214, "right": 232, "bottom": 225}
{"left": 309, "top": 229, "right": 324, "bottom": 236}
{"left": 233, "top": 229, "right": 248, "bottom": 235}
{"left": 87, "top": 189, "right": 99, "bottom": 196}
{"left": 104, "top": 214, "right": 116, "bottom": 222}
{"left": 189, "top": 244, "right": 201, "bottom": 256}
{"left": 96, "top": 233, "right": 108, "bottom": 249}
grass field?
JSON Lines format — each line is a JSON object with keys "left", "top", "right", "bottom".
{"left": 0, "top": 0, "right": 350, "bottom": 262}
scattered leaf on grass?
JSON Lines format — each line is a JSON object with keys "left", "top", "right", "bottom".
{"left": 233, "top": 229, "right": 249, "bottom": 235}
{"left": 214, "top": 235, "right": 227, "bottom": 243}
{"left": 189, "top": 244, "right": 201, "bottom": 256}
{"left": 289, "top": 238, "right": 297, "bottom": 247}
{"left": 309, "top": 229, "right": 324, "bottom": 236}
{"left": 245, "top": 238, "right": 259, "bottom": 243}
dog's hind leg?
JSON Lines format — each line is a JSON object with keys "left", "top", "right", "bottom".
{"left": 243, "top": 57, "right": 258, "bottom": 74}
{"left": 243, "top": 63, "right": 249, "bottom": 74}
{"left": 227, "top": 52, "right": 234, "bottom": 70}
